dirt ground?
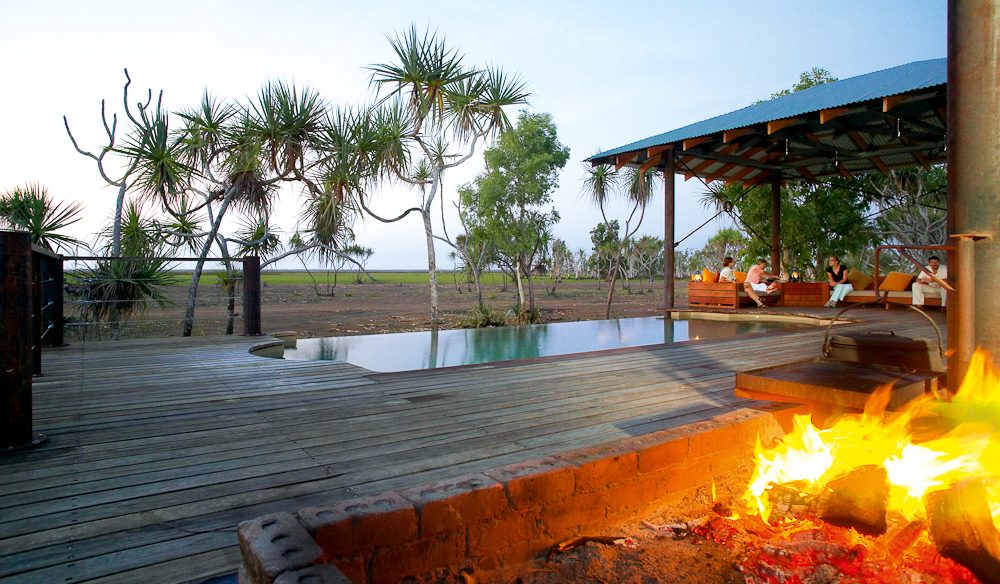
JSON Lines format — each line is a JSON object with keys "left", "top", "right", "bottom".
{"left": 67, "top": 279, "right": 680, "bottom": 340}
{"left": 261, "top": 280, "right": 677, "bottom": 338}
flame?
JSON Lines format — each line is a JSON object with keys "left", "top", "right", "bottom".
{"left": 744, "top": 349, "right": 1000, "bottom": 529}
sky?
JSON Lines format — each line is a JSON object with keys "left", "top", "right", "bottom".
{"left": 0, "top": 0, "right": 946, "bottom": 270}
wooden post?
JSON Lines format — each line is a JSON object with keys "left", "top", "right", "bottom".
{"left": 2, "top": 232, "right": 35, "bottom": 449}
{"left": 770, "top": 178, "right": 781, "bottom": 275}
{"left": 243, "top": 256, "right": 262, "bottom": 336}
{"left": 948, "top": 0, "right": 1000, "bottom": 376}
{"left": 663, "top": 149, "right": 675, "bottom": 309}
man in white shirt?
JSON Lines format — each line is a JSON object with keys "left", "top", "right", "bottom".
{"left": 912, "top": 255, "right": 947, "bottom": 308}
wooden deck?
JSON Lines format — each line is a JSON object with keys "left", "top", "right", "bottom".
{"left": 0, "top": 308, "right": 945, "bottom": 583}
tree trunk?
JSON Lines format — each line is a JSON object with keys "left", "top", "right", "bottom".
{"left": 525, "top": 262, "right": 536, "bottom": 318}
{"left": 514, "top": 261, "right": 526, "bottom": 312}
{"left": 108, "top": 182, "right": 128, "bottom": 341}
{"left": 183, "top": 191, "right": 235, "bottom": 337}
{"left": 422, "top": 210, "right": 440, "bottom": 327}
{"left": 472, "top": 264, "right": 484, "bottom": 308}
{"left": 604, "top": 254, "right": 621, "bottom": 319}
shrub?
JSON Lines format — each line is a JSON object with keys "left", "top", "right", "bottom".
{"left": 458, "top": 305, "right": 509, "bottom": 328}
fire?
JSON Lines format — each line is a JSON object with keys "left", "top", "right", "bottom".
{"left": 744, "top": 349, "right": 1000, "bottom": 529}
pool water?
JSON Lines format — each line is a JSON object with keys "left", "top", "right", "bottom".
{"left": 282, "top": 316, "right": 807, "bottom": 373}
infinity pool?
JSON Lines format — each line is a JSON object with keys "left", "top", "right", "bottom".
{"left": 282, "top": 315, "right": 809, "bottom": 372}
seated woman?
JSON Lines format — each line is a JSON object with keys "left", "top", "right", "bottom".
{"left": 718, "top": 256, "right": 736, "bottom": 282}
{"left": 743, "top": 259, "right": 779, "bottom": 308}
{"left": 824, "top": 255, "right": 853, "bottom": 308}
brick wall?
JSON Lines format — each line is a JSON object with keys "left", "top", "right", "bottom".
{"left": 238, "top": 406, "right": 802, "bottom": 584}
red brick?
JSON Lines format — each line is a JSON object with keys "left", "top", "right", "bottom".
{"left": 400, "top": 473, "right": 506, "bottom": 536}
{"left": 605, "top": 476, "right": 647, "bottom": 521}
{"left": 468, "top": 509, "right": 541, "bottom": 559}
{"left": 299, "top": 492, "right": 417, "bottom": 553}
{"left": 297, "top": 507, "right": 352, "bottom": 559}
{"left": 484, "top": 458, "right": 575, "bottom": 509}
{"left": 368, "top": 535, "right": 465, "bottom": 583}
{"left": 660, "top": 456, "right": 715, "bottom": 494}
{"left": 238, "top": 512, "right": 324, "bottom": 584}
{"left": 556, "top": 445, "right": 638, "bottom": 493}
{"left": 635, "top": 434, "right": 690, "bottom": 473}
{"left": 542, "top": 490, "right": 608, "bottom": 539}
{"left": 331, "top": 556, "right": 366, "bottom": 584}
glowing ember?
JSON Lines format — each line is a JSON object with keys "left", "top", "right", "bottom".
{"left": 743, "top": 350, "right": 1000, "bottom": 529}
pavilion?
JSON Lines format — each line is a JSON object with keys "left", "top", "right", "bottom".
{"left": 587, "top": 1, "right": 999, "bottom": 388}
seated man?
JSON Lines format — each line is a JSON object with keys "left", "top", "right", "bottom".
{"left": 719, "top": 256, "right": 736, "bottom": 282}
{"left": 913, "top": 255, "right": 947, "bottom": 308}
{"left": 743, "top": 259, "right": 780, "bottom": 308}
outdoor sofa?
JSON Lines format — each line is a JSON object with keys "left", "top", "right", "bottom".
{"left": 687, "top": 269, "right": 779, "bottom": 309}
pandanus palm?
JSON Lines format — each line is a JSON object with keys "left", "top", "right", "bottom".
{"left": 0, "top": 183, "right": 84, "bottom": 253}
{"left": 582, "top": 163, "right": 656, "bottom": 318}
{"left": 362, "top": 26, "right": 529, "bottom": 325}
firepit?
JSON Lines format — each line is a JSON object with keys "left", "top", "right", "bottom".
{"left": 237, "top": 351, "right": 1000, "bottom": 584}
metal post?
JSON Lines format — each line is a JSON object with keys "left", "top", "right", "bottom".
{"left": 770, "top": 178, "right": 782, "bottom": 275}
{"left": 948, "top": 0, "right": 1000, "bottom": 372}
{"left": 662, "top": 150, "right": 675, "bottom": 309}
{"left": 39, "top": 254, "right": 64, "bottom": 347}
{"left": 951, "top": 236, "right": 979, "bottom": 388}
{"left": 1, "top": 231, "right": 46, "bottom": 452}
{"left": 242, "top": 256, "right": 262, "bottom": 336}
{"left": 31, "top": 254, "right": 41, "bottom": 375}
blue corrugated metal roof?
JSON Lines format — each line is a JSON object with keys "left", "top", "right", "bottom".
{"left": 588, "top": 58, "right": 946, "bottom": 161}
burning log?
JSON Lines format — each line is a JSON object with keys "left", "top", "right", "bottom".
{"left": 927, "top": 478, "right": 1000, "bottom": 584}
{"left": 816, "top": 465, "right": 889, "bottom": 535}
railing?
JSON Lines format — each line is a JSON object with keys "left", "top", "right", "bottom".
{"left": 1, "top": 229, "right": 263, "bottom": 450}
{"left": 59, "top": 255, "right": 262, "bottom": 340}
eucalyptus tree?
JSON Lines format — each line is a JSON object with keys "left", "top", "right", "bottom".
{"left": 358, "top": 26, "right": 529, "bottom": 326}
{"left": 583, "top": 164, "right": 657, "bottom": 318}
{"left": 459, "top": 111, "right": 569, "bottom": 318}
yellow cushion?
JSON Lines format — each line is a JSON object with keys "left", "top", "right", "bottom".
{"left": 847, "top": 268, "right": 873, "bottom": 291}
{"left": 734, "top": 271, "right": 748, "bottom": 283}
{"left": 701, "top": 269, "right": 718, "bottom": 284}
{"left": 878, "top": 271, "right": 914, "bottom": 292}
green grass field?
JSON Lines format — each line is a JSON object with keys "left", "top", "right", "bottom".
{"left": 255, "top": 270, "right": 606, "bottom": 286}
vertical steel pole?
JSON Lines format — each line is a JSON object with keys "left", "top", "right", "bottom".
{"left": 948, "top": 0, "right": 1000, "bottom": 378}
{"left": 770, "top": 178, "right": 782, "bottom": 275}
{"left": 31, "top": 254, "right": 41, "bottom": 375}
{"left": 40, "top": 254, "right": 64, "bottom": 347}
{"left": 2, "top": 232, "right": 35, "bottom": 449}
{"left": 663, "top": 149, "right": 675, "bottom": 309}
{"left": 242, "top": 256, "right": 262, "bottom": 336}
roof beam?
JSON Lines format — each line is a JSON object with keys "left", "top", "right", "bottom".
{"left": 724, "top": 165, "right": 759, "bottom": 186}
{"left": 614, "top": 152, "right": 639, "bottom": 171}
{"left": 847, "top": 130, "right": 870, "bottom": 151}
{"left": 704, "top": 163, "right": 737, "bottom": 183}
{"left": 647, "top": 144, "right": 672, "bottom": 157}
{"left": 639, "top": 153, "right": 663, "bottom": 174}
{"left": 796, "top": 165, "right": 817, "bottom": 183}
{"left": 723, "top": 128, "right": 753, "bottom": 143}
{"left": 913, "top": 151, "right": 932, "bottom": 169}
{"left": 820, "top": 108, "right": 850, "bottom": 124}
{"left": 682, "top": 136, "right": 711, "bottom": 150}
{"left": 883, "top": 95, "right": 908, "bottom": 112}
{"left": 767, "top": 118, "right": 802, "bottom": 134}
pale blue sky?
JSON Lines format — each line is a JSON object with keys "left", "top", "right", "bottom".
{"left": 0, "top": 0, "right": 946, "bottom": 268}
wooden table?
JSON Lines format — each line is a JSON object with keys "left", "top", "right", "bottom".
{"left": 779, "top": 281, "right": 830, "bottom": 307}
